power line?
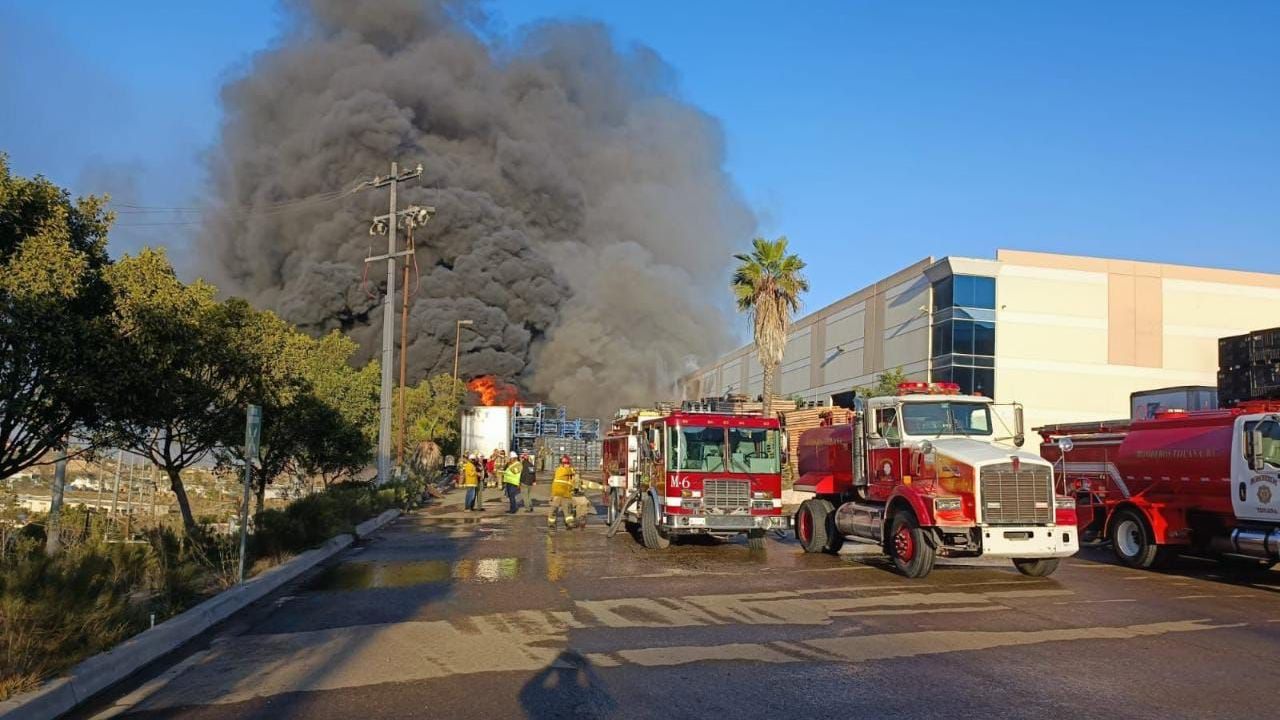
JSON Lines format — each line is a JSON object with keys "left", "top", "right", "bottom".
{"left": 106, "top": 176, "right": 377, "bottom": 223}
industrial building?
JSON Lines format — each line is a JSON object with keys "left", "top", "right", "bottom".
{"left": 680, "top": 249, "right": 1280, "bottom": 432}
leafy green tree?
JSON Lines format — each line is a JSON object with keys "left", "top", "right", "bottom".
{"left": 105, "top": 250, "right": 257, "bottom": 532}
{"left": 0, "top": 156, "right": 116, "bottom": 480}
{"left": 730, "top": 236, "right": 809, "bottom": 415}
{"left": 856, "top": 367, "right": 909, "bottom": 398}
{"left": 297, "top": 334, "right": 378, "bottom": 486}
{"left": 394, "top": 374, "right": 469, "bottom": 459}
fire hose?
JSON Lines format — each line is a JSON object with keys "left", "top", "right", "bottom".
{"left": 605, "top": 487, "right": 643, "bottom": 538}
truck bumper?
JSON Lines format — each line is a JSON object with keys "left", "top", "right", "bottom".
{"left": 978, "top": 525, "right": 1079, "bottom": 558}
{"left": 666, "top": 514, "right": 787, "bottom": 533}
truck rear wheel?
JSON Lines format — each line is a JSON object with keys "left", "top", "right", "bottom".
{"left": 796, "top": 499, "right": 843, "bottom": 554}
{"left": 888, "top": 510, "right": 935, "bottom": 578}
{"left": 640, "top": 495, "right": 670, "bottom": 550}
{"left": 1110, "top": 509, "right": 1174, "bottom": 569}
{"left": 1012, "top": 558, "right": 1060, "bottom": 577}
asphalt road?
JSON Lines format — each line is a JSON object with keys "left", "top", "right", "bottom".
{"left": 83, "top": 482, "right": 1280, "bottom": 720}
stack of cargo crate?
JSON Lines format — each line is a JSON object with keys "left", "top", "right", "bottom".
{"left": 1218, "top": 326, "right": 1280, "bottom": 407}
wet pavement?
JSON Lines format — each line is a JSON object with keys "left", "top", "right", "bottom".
{"left": 85, "top": 483, "right": 1280, "bottom": 719}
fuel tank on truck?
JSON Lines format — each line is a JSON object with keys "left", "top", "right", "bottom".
{"left": 795, "top": 423, "right": 854, "bottom": 495}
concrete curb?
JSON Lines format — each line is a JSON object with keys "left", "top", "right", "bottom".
{"left": 354, "top": 508, "right": 401, "bottom": 539}
{"left": 0, "top": 511, "right": 401, "bottom": 720}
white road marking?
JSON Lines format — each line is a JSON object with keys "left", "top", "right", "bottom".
{"left": 1052, "top": 599, "right": 1136, "bottom": 605}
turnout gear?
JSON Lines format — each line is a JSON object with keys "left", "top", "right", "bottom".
{"left": 549, "top": 458, "right": 580, "bottom": 529}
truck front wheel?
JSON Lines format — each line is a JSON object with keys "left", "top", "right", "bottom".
{"left": 1012, "top": 558, "right": 1060, "bottom": 577}
{"left": 796, "top": 499, "right": 842, "bottom": 554}
{"left": 746, "top": 529, "right": 766, "bottom": 551}
{"left": 640, "top": 495, "right": 670, "bottom": 550}
{"left": 1109, "top": 509, "right": 1174, "bottom": 569}
{"left": 887, "top": 510, "right": 935, "bottom": 578}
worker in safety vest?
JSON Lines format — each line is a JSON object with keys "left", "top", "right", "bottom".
{"left": 460, "top": 454, "right": 480, "bottom": 511}
{"left": 502, "top": 451, "right": 523, "bottom": 513}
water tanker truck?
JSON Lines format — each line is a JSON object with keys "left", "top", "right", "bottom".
{"left": 1039, "top": 401, "right": 1280, "bottom": 572}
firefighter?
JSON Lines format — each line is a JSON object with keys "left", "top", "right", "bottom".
{"left": 460, "top": 453, "right": 479, "bottom": 511}
{"left": 548, "top": 455, "right": 579, "bottom": 530}
{"left": 502, "top": 451, "right": 524, "bottom": 513}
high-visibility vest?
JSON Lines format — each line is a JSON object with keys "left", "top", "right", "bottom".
{"left": 503, "top": 461, "right": 523, "bottom": 486}
{"left": 460, "top": 462, "right": 478, "bottom": 487}
{"left": 551, "top": 466, "right": 578, "bottom": 498}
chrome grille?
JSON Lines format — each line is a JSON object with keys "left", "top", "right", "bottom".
{"left": 979, "top": 462, "right": 1053, "bottom": 525}
{"left": 702, "top": 479, "right": 750, "bottom": 514}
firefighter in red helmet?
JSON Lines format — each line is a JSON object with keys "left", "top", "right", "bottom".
{"left": 548, "top": 454, "right": 580, "bottom": 530}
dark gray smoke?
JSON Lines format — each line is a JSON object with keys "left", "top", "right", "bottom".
{"left": 198, "top": 0, "right": 754, "bottom": 416}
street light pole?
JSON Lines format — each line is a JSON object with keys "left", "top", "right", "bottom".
{"left": 453, "top": 319, "right": 474, "bottom": 387}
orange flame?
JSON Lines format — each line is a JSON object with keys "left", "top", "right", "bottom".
{"left": 467, "top": 376, "right": 520, "bottom": 406}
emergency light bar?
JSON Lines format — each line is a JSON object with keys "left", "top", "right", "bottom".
{"left": 897, "top": 382, "right": 962, "bottom": 395}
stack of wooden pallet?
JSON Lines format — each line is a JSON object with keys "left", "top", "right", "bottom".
{"left": 694, "top": 397, "right": 799, "bottom": 415}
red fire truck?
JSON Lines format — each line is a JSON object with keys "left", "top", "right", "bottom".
{"left": 794, "top": 382, "right": 1079, "bottom": 578}
{"left": 1038, "top": 401, "right": 1280, "bottom": 572}
{"left": 602, "top": 407, "right": 787, "bottom": 550}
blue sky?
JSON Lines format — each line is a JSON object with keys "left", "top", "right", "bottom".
{"left": 1, "top": 0, "right": 1277, "bottom": 313}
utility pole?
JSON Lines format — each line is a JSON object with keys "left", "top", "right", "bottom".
{"left": 397, "top": 247, "right": 413, "bottom": 468}
{"left": 360, "top": 161, "right": 431, "bottom": 484}
{"left": 453, "top": 319, "right": 474, "bottom": 387}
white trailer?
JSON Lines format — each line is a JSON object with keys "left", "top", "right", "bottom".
{"left": 460, "top": 406, "right": 511, "bottom": 457}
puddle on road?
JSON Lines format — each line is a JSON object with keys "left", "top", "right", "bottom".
{"left": 311, "top": 557, "right": 524, "bottom": 590}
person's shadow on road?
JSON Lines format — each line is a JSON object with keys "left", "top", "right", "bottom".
{"left": 518, "top": 650, "right": 617, "bottom": 720}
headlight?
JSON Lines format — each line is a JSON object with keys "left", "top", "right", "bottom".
{"left": 752, "top": 491, "right": 773, "bottom": 500}
{"left": 1055, "top": 496, "right": 1075, "bottom": 510}
{"left": 934, "top": 497, "right": 963, "bottom": 512}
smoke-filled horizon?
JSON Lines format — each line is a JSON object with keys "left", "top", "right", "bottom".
{"left": 197, "top": 0, "right": 754, "bottom": 418}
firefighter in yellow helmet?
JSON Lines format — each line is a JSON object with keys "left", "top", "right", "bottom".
{"left": 548, "top": 454, "right": 579, "bottom": 530}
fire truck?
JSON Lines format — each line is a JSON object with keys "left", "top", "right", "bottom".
{"left": 794, "top": 382, "right": 1079, "bottom": 578}
{"left": 602, "top": 407, "right": 787, "bottom": 550}
{"left": 1038, "top": 401, "right": 1280, "bottom": 572}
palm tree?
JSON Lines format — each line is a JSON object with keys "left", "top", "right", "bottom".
{"left": 731, "top": 236, "right": 809, "bottom": 415}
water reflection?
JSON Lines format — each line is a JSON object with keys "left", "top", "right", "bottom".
{"left": 311, "top": 558, "right": 523, "bottom": 590}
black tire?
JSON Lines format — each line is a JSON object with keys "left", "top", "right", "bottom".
{"left": 606, "top": 488, "right": 620, "bottom": 525}
{"left": 1012, "top": 558, "right": 1061, "bottom": 577}
{"left": 746, "top": 529, "right": 766, "bottom": 551}
{"left": 1109, "top": 509, "right": 1174, "bottom": 569}
{"left": 640, "top": 495, "right": 670, "bottom": 550}
{"left": 887, "top": 510, "right": 936, "bottom": 579}
{"left": 795, "top": 498, "right": 843, "bottom": 554}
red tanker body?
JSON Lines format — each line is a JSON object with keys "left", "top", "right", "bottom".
{"left": 1039, "top": 401, "right": 1280, "bottom": 571}
{"left": 794, "top": 383, "right": 1078, "bottom": 578}
{"left": 602, "top": 407, "right": 786, "bottom": 549}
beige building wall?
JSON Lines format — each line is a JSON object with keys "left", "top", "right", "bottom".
{"left": 996, "top": 250, "right": 1280, "bottom": 431}
{"left": 681, "top": 250, "right": 1280, "bottom": 432}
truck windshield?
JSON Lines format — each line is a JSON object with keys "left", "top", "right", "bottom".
{"left": 670, "top": 426, "right": 727, "bottom": 471}
{"left": 728, "top": 428, "right": 781, "bottom": 473}
{"left": 901, "top": 402, "right": 992, "bottom": 437}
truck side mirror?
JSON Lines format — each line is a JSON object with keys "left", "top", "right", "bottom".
{"left": 1249, "top": 428, "right": 1265, "bottom": 472}
{"left": 1013, "top": 405, "right": 1025, "bottom": 448}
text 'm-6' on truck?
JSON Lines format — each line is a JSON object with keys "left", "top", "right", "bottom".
{"left": 602, "top": 408, "right": 787, "bottom": 550}
{"left": 1039, "top": 401, "right": 1280, "bottom": 574}
{"left": 794, "top": 382, "right": 1079, "bottom": 578}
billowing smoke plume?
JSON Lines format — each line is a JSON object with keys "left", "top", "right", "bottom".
{"left": 198, "top": 0, "right": 754, "bottom": 417}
